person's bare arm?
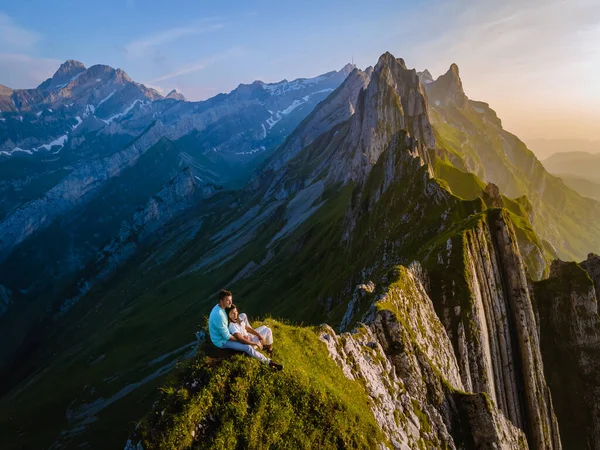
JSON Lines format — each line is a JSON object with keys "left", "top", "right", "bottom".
{"left": 232, "top": 332, "right": 258, "bottom": 346}
{"left": 245, "top": 325, "right": 263, "bottom": 341}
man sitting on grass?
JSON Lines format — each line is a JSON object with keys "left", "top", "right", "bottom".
{"left": 208, "top": 289, "right": 283, "bottom": 370}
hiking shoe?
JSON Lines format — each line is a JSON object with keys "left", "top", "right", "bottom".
{"left": 269, "top": 361, "right": 283, "bottom": 371}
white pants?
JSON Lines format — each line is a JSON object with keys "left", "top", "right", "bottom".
{"left": 239, "top": 313, "right": 274, "bottom": 345}
{"left": 250, "top": 326, "right": 273, "bottom": 345}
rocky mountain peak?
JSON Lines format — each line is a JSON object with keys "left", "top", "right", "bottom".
{"left": 375, "top": 51, "right": 407, "bottom": 72}
{"left": 113, "top": 68, "right": 133, "bottom": 83}
{"left": 36, "top": 59, "right": 86, "bottom": 92}
{"left": 425, "top": 62, "right": 467, "bottom": 107}
{"left": 54, "top": 59, "right": 86, "bottom": 78}
{"left": 0, "top": 84, "right": 13, "bottom": 96}
{"left": 263, "top": 51, "right": 435, "bottom": 188}
{"left": 166, "top": 89, "right": 186, "bottom": 101}
{"left": 417, "top": 69, "right": 433, "bottom": 85}
{"left": 344, "top": 51, "right": 435, "bottom": 173}
{"left": 339, "top": 63, "right": 357, "bottom": 75}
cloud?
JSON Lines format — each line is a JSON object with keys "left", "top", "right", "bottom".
{"left": 0, "top": 53, "right": 61, "bottom": 88}
{"left": 388, "top": 0, "right": 600, "bottom": 139}
{"left": 146, "top": 47, "right": 244, "bottom": 84}
{"left": 0, "top": 12, "right": 41, "bottom": 49}
{"left": 124, "top": 21, "right": 223, "bottom": 58}
{"left": 143, "top": 83, "right": 167, "bottom": 95}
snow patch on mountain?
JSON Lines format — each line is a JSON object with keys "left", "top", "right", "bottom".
{"left": 83, "top": 104, "right": 96, "bottom": 118}
{"left": 264, "top": 88, "right": 334, "bottom": 131}
{"left": 0, "top": 134, "right": 68, "bottom": 156}
{"left": 103, "top": 99, "right": 144, "bottom": 124}
{"left": 72, "top": 116, "right": 82, "bottom": 130}
{"left": 262, "top": 75, "right": 327, "bottom": 95}
{"left": 97, "top": 90, "right": 116, "bottom": 107}
{"left": 236, "top": 146, "right": 266, "bottom": 156}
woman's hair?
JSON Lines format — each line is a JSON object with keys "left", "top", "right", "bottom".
{"left": 225, "top": 304, "right": 238, "bottom": 323}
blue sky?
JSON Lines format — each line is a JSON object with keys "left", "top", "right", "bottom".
{"left": 1, "top": 0, "right": 599, "bottom": 141}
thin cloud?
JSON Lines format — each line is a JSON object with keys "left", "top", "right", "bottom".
{"left": 0, "top": 12, "right": 40, "bottom": 48}
{"left": 401, "top": 0, "right": 600, "bottom": 139}
{"left": 146, "top": 47, "right": 244, "bottom": 83}
{"left": 125, "top": 21, "right": 224, "bottom": 58}
{"left": 0, "top": 53, "right": 62, "bottom": 88}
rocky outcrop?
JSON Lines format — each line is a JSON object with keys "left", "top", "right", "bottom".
{"left": 259, "top": 52, "right": 437, "bottom": 202}
{"left": 430, "top": 209, "right": 561, "bottom": 449}
{"left": 580, "top": 253, "right": 600, "bottom": 312}
{"left": 320, "top": 263, "right": 528, "bottom": 449}
{"left": 534, "top": 258, "right": 600, "bottom": 449}
{"left": 166, "top": 89, "right": 186, "bottom": 101}
{"left": 333, "top": 52, "right": 435, "bottom": 183}
{"left": 417, "top": 69, "right": 433, "bottom": 85}
{"left": 425, "top": 63, "right": 467, "bottom": 108}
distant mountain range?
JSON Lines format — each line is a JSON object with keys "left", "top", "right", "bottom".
{"left": 553, "top": 173, "right": 600, "bottom": 201}
{"left": 526, "top": 138, "right": 600, "bottom": 160}
{"left": 542, "top": 151, "right": 600, "bottom": 183}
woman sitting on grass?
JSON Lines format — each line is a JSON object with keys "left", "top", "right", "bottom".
{"left": 226, "top": 304, "right": 274, "bottom": 354}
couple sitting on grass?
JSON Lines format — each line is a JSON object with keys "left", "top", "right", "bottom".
{"left": 209, "top": 289, "right": 284, "bottom": 371}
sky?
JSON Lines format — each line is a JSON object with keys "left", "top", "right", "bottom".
{"left": 0, "top": 0, "right": 599, "bottom": 142}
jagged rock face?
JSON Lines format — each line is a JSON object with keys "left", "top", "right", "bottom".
{"left": 430, "top": 209, "right": 561, "bottom": 449}
{"left": 40, "top": 60, "right": 86, "bottom": 92}
{"left": 580, "top": 253, "right": 600, "bottom": 312}
{"left": 534, "top": 258, "right": 600, "bottom": 449}
{"left": 320, "top": 263, "right": 528, "bottom": 449}
{"left": 426, "top": 63, "right": 467, "bottom": 108}
{"left": 484, "top": 182, "right": 503, "bottom": 208}
{"left": 259, "top": 52, "right": 437, "bottom": 200}
{"left": 336, "top": 52, "right": 435, "bottom": 182}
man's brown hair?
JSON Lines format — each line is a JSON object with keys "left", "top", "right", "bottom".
{"left": 218, "top": 289, "right": 232, "bottom": 301}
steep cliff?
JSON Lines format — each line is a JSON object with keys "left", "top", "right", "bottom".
{"left": 425, "top": 209, "right": 560, "bottom": 449}
{"left": 534, "top": 257, "right": 600, "bottom": 449}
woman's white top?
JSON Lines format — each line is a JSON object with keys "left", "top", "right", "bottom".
{"left": 229, "top": 321, "right": 248, "bottom": 338}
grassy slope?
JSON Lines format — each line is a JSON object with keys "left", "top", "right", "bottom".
{"left": 135, "top": 321, "right": 384, "bottom": 450}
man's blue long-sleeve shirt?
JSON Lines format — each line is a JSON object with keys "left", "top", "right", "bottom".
{"left": 209, "top": 304, "right": 232, "bottom": 348}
